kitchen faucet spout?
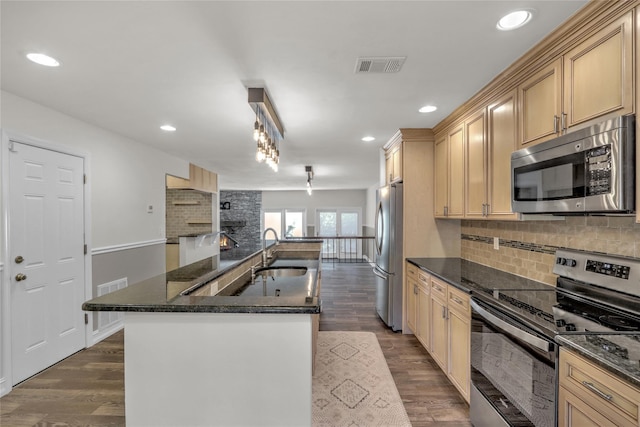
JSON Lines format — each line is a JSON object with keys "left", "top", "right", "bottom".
{"left": 262, "top": 228, "right": 279, "bottom": 266}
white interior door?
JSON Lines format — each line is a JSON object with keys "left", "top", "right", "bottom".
{"left": 9, "top": 141, "right": 86, "bottom": 384}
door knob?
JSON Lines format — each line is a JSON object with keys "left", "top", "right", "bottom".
{"left": 15, "top": 255, "right": 24, "bottom": 264}
{"left": 15, "top": 273, "right": 27, "bottom": 282}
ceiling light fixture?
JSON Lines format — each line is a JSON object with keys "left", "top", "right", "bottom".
{"left": 419, "top": 105, "right": 437, "bottom": 113}
{"left": 248, "top": 88, "right": 284, "bottom": 172}
{"left": 305, "top": 166, "right": 314, "bottom": 195}
{"left": 497, "top": 10, "right": 533, "bottom": 31}
{"left": 26, "top": 52, "right": 60, "bottom": 67}
{"left": 160, "top": 124, "right": 176, "bottom": 132}
{"left": 362, "top": 136, "right": 375, "bottom": 142}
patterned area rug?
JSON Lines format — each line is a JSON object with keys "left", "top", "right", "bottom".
{"left": 313, "top": 331, "right": 412, "bottom": 427}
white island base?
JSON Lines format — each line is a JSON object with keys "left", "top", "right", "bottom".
{"left": 124, "top": 312, "right": 313, "bottom": 426}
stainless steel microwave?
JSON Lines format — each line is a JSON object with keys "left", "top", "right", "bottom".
{"left": 511, "top": 114, "right": 635, "bottom": 214}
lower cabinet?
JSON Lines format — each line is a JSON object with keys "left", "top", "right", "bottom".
{"left": 558, "top": 348, "right": 640, "bottom": 427}
{"left": 406, "top": 263, "right": 430, "bottom": 349}
{"left": 406, "top": 261, "right": 470, "bottom": 403}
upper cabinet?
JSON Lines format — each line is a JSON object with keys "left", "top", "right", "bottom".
{"left": 384, "top": 135, "right": 403, "bottom": 184}
{"left": 564, "top": 11, "right": 634, "bottom": 129}
{"left": 167, "top": 163, "right": 218, "bottom": 193}
{"left": 519, "top": 11, "right": 634, "bottom": 148}
{"left": 519, "top": 58, "right": 563, "bottom": 147}
{"left": 433, "top": 1, "right": 639, "bottom": 220}
{"left": 486, "top": 90, "right": 519, "bottom": 220}
{"left": 434, "top": 122, "right": 464, "bottom": 218}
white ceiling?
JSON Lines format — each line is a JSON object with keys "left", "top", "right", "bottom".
{"left": 1, "top": 1, "right": 587, "bottom": 191}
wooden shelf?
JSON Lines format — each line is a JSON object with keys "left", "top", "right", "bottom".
{"left": 173, "top": 201, "right": 201, "bottom": 205}
{"left": 186, "top": 219, "right": 212, "bottom": 224}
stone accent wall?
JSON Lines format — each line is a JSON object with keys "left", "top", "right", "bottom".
{"left": 461, "top": 216, "right": 640, "bottom": 286}
{"left": 166, "top": 189, "right": 212, "bottom": 239}
{"left": 220, "top": 191, "right": 262, "bottom": 258}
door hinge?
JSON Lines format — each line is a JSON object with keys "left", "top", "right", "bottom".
{"left": 83, "top": 174, "right": 87, "bottom": 184}
{"left": 84, "top": 244, "right": 88, "bottom": 255}
{"left": 8, "top": 141, "right": 16, "bottom": 152}
{"left": 84, "top": 313, "right": 89, "bottom": 325}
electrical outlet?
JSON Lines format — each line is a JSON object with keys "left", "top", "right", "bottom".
{"left": 493, "top": 237, "right": 499, "bottom": 250}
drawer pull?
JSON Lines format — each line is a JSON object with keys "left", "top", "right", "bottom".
{"left": 452, "top": 296, "right": 463, "bottom": 305}
{"left": 434, "top": 285, "right": 442, "bottom": 292}
{"left": 582, "top": 381, "right": 613, "bottom": 401}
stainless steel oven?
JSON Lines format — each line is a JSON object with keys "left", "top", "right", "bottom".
{"left": 470, "top": 297, "right": 557, "bottom": 427}
{"left": 511, "top": 114, "right": 635, "bottom": 214}
{"left": 469, "top": 248, "right": 640, "bottom": 427}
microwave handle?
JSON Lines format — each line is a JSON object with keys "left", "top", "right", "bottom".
{"left": 471, "top": 299, "right": 551, "bottom": 353}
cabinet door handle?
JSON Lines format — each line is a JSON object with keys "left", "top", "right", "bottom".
{"left": 553, "top": 115, "right": 559, "bottom": 134}
{"left": 561, "top": 112, "right": 567, "bottom": 133}
{"left": 444, "top": 206, "right": 448, "bottom": 216}
{"left": 582, "top": 381, "right": 613, "bottom": 401}
{"left": 441, "top": 306, "right": 446, "bottom": 318}
{"left": 485, "top": 203, "right": 490, "bottom": 216}
{"left": 414, "top": 285, "right": 418, "bottom": 295}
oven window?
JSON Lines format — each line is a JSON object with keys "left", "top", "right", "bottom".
{"left": 471, "top": 315, "right": 555, "bottom": 427}
{"left": 514, "top": 151, "right": 585, "bottom": 201}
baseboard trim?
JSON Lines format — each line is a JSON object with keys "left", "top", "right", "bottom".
{"left": 0, "top": 376, "right": 10, "bottom": 398}
{"left": 92, "top": 238, "right": 166, "bottom": 255}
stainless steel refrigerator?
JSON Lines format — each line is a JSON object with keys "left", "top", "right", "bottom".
{"left": 373, "top": 182, "right": 403, "bottom": 331}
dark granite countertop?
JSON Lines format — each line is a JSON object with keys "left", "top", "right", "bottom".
{"left": 407, "top": 257, "right": 552, "bottom": 294}
{"left": 556, "top": 334, "right": 640, "bottom": 388}
{"left": 82, "top": 241, "right": 321, "bottom": 314}
{"left": 408, "top": 257, "right": 640, "bottom": 389}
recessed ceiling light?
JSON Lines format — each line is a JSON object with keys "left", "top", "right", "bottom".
{"left": 497, "top": 10, "right": 533, "bottom": 31}
{"left": 26, "top": 52, "right": 60, "bottom": 67}
{"left": 361, "top": 136, "right": 375, "bottom": 142}
{"left": 419, "top": 105, "right": 437, "bottom": 113}
{"left": 160, "top": 125, "right": 177, "bottom": 132}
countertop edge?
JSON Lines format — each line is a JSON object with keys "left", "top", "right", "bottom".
{"left": 406, "top": 258, "right": 472, "bottom": 294}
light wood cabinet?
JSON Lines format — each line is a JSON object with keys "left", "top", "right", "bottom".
{"left": 486, "top": 90, "right": 519, "bottom": 219}
{"left": 166, "top": 163, "right": 218, "bottom": 193}
{"left": 384, "top": 139, "right": 402, "bottom": 184}
{"left": 564, "top": 11, "right": 634, "bottom": 130}
{"left": 434, "top": 123, "right": 464, "bottom": 218}
{"left": 464, "top": 109, "right": 487, "bottom": 218}
{"left": 558, "top": 348, "right": 640, "bottom": 427}
{"left": 519, "top": 58, "right": 563, "bottom": 147}
{"left": 518, "top": 11, "right": 633, "bottom": 149}
{"left": 446, "top": 286, "right": 470, "bottom": 401}
{"left": 427, "top": 277, "right": 471, "bottom": 402}
{"left": 406, "top": 264, "right": 418, "bottom": 333}
{"left": 405, "top": 262, "right": 430, "bottom": 350}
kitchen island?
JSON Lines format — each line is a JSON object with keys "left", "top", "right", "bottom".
{"left": 83, "top": 240, "right": 322, "bottom": 427}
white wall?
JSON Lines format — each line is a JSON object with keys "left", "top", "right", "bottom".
{"left": 0, "top": 91, "right": 190, "bottom": 394}
{"left": 0, "top": 90, "right": 189, "bottom": 253}
{"left": 261, "top": 189, "right": 368, "bottom": 232}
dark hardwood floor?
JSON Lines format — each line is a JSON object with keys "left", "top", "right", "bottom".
{"left": 0, "top": 262, "right": 471, "bottom": 427}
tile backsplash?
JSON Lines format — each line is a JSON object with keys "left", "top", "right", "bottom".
{"left": 166, "top": 189, "right": 213, "bottom": 238}
{"left": 461, "top": 216, "right": 640, "bottom": 286}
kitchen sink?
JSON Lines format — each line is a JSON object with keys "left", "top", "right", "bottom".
{"left": 253, "top": 265, "right": 308, "bottom": 279}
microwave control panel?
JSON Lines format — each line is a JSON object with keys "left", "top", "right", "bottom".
{"left": 586, "top": 145, "right": 612, "bottom": 196}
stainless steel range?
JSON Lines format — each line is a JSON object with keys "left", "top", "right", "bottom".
{"left": 469, "top": 249, "right": 640, "bottom": 427}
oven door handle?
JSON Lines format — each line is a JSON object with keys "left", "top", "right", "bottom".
{"left": 471, "top": 299, "right": 552, "bottom": 353}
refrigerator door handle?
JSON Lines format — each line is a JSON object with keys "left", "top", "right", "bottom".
{"left": 372, "top": 265, "right": 389, "bottom": 280}
{"left": 375, "top": 200, "right": 384, "bottom": 256}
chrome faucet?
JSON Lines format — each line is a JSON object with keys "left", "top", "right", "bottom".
{"left": 262, "top": 227, "right": 279, "bottom": 266}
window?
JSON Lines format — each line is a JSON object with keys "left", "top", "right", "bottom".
{"left": 263, "top": 209, "right": 306, "bottom": 239}
{"left": 316, "top": 209, "right": 361, "bottom": 259}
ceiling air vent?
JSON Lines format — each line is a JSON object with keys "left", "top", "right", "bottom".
{"left": 355, "top": 56, "right": 406, "bottom": 74}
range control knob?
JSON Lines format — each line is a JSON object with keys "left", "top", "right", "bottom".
{"left": 556, "top": 319, "right": 567, "bottom": 327}
{"left": 568, "top": 259, "right": 577, "bottom": 267}
{"left": 565, "top": 324, "right": 577, "bottom": 332}
{"left": 556, "top": 257, "right": 565, "bottom": 265}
